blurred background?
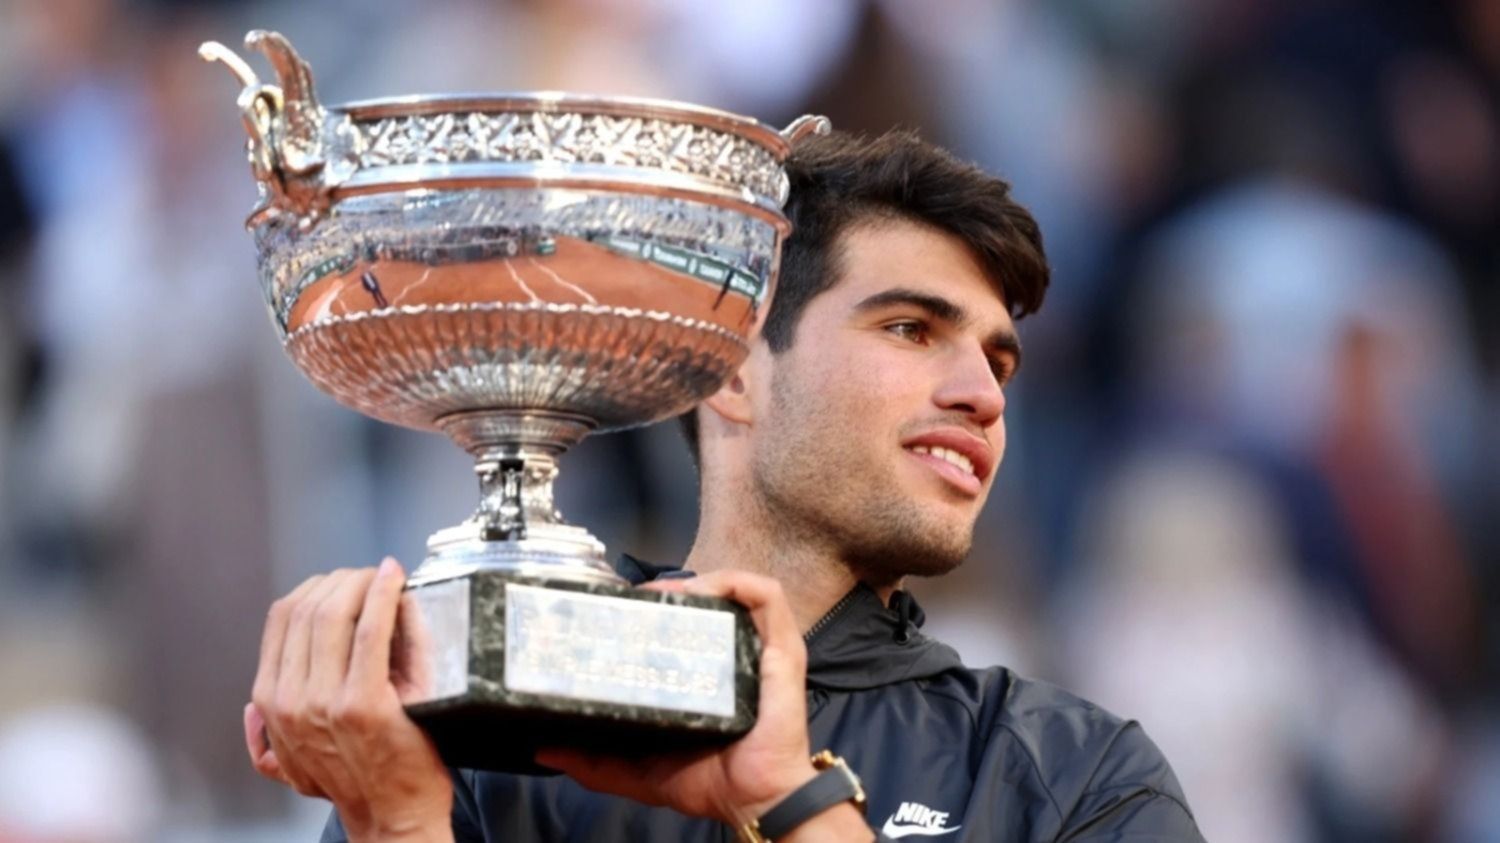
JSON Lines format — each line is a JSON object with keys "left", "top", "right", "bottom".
{"left": 0, "top": 0, "right": 1495, "bottom": 840}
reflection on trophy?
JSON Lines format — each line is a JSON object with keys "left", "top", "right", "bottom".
{"left": 201, "top": 30, "right": 828, "bottom": 772}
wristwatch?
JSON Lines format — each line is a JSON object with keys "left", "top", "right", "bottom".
{"left": 738, "top": 750, "right": 867, "bottom": 842}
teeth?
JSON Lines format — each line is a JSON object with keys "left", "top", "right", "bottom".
{"left": 908, "top": 444, "right": 975, "bottom": 477}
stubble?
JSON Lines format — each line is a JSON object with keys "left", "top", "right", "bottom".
{"left": 751, "top": 364, "right": 974, "bottom": 583}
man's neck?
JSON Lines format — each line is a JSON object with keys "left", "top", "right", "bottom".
{"left": 682, "top": 482, "right": 900, "bottom": 632}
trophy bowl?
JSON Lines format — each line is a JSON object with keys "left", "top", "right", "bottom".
{"left": 203, "top": 30, "right": 828, "bottom": 771}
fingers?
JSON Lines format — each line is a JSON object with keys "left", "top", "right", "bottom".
{"left": 640, "top": 572, "right": 805, "bottom": 690}
{"left": 641, "top": 571, "right": 806, "bottom": 690}
{"left": 346, "top": 557, "right": 407, "bottom": 694}
{"left": 307, "top": 568, "right": 380, "bottom": 703}
{"left": 249, "top": 560, "right": 451, "bottom": 815}
{"left": 678, "top": 572, "right": 808, "bottom": 737}
{"left": 253, "top": 574, "right": 326, "bottom": 715}
{"left": 278, "top": 573, "right": 345, "bottom": 697}
{"left": 243, "top": 702, "right": 285, "bottom": 783}
{"left": 246, "top": 702, "right": 330, "bottom": 798}
{"left": 268, "top": 574, "right": 348, "bottom": 798}
{"left": 245, "top": 703, "right": 327, "bottom": 798}
{"left": 253, "top": 574, "right": 330, "bottom": 796}
{"left": 252, "top": 569, "right": 373, "bottom": 801}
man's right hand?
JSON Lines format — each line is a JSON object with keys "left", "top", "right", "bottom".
{"left": 245, "top": 558, "right": 453, "bottom": 842}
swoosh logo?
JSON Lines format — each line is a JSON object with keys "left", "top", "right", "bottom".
{"left": 881, "top": 818, "right": 962, "bottom": 838}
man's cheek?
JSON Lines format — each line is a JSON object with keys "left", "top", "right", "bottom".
{"left": 836, "top": 379, "right": 891, "bottom": 422}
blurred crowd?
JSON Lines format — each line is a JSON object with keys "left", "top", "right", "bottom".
{"left": 0, "top": 0, "right": 1495, "bottom": 841}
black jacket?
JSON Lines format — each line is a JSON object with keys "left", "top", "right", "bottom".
{"left": 323, "top": 558, "right": 1203, "bottom": 842}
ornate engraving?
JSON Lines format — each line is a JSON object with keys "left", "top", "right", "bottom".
{"left": 204, "top": 29, "right": 823, "bottom": 234}
{"left": 347, "top": 112, "right": 787, "bottom": 204}
{"left": 504, "top": 584, "right": 738, "bottom": 717}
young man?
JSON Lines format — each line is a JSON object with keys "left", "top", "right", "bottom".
{"left": 246, "top": 131, "right": 1205, "bottom": 842}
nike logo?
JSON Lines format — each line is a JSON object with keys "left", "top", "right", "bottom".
{"left": 882, "top": 801, "right": 961, "bottom": 838}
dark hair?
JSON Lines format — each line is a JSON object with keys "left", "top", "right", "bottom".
{"left": 679, "top": 129, "right": 1050, "bottom": 458}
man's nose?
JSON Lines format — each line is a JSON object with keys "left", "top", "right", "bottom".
{"left": 933, "top": 344, "right": 1005, "bottom": 426}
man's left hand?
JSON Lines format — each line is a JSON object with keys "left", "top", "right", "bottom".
{"left": 534, "top": 570, "right": 819, "bottom": 827}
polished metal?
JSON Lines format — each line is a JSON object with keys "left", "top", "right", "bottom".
{"left": 401, "top": 576, "right": 472, "bottom": 701}
{"left": 504, "top": 583, "right": 738, "bottom": 717}
{"left": 202, "top": 30, "right": 826, "bottom": 592}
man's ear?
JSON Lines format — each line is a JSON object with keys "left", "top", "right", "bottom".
{"left": 701, "top": 343, "right": 768, "bottom": 427}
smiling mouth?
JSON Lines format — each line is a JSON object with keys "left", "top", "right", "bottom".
{"left": 907, "top": 443, "right": 975, "bottom": 476}
{"left": 904, "top": 444, "right": 984, "bottom": 496}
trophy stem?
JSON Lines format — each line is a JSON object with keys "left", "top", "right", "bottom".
{"left": 414, "top": 410, "right": 617, "bottom": 585}
{"left": 473, "top": 446, "right": 564, "bottom": 536}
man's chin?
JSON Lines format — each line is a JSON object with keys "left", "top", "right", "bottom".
{"left": 892, "top": 544, "right": 969, "bottom": 579}
{"left": 845, "top": 527, "right": 971, "bottom": 582}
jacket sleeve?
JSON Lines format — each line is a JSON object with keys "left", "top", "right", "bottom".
{"left": 317, "top": 768, "right": 487, "bottom": 842}
{"left": 1055, "top": 724, "right": 1206, "bottom": 842}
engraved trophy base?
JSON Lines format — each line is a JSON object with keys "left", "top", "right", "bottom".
{"left": 396, "top": 411, "right": 759, "bottom": 773}
{"left": 402, "top": 565, "right": 760, "bottom": 774}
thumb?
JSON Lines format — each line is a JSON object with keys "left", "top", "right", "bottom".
{"left": 243, "top": 702, "right": 288, "bottom": 784}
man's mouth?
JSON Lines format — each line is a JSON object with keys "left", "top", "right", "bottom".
{"left": 908, "top": 444, "right": 974, "bottom": 476}
{"left": 904, "top": 444, "right": 983, "bottom": 496}
{"left": 899, "top": 428, "right": 994, "bottom": 497}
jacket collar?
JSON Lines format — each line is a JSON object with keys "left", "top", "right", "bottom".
{"left": 615, "top": 555, "right": 964, "bottom": 692}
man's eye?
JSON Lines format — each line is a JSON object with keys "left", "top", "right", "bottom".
{"left": 886, "top": 321, "right": 929, "bottom": 344}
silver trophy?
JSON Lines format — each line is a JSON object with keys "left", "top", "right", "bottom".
{"left": 201, "top": 31, "right": 827, "bottom": 771}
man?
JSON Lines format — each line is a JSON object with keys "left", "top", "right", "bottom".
{"left": 246, "top": 131, "right": 1205, "bottom": 842}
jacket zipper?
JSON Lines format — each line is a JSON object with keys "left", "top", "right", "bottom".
{"left": 803, "top": 587, "right": 860, "bottom": 643}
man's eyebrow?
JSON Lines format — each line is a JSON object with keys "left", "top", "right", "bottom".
{"left": 852, "top": 288, "right": 966, "bottom": 324}
{"left": 853, "top": 286, "right": 1024, "bottom": 372}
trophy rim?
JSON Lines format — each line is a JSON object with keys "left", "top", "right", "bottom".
{"left": 334, "top": 91, "right": 794, "bottom": 156}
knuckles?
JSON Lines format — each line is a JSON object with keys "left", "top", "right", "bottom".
{"left": 264, "top": 686, "right": 355, "bottom": 732}
{"left": 330, "top": 695, "right": 376, "bottom": 730}
{"left": 304, "top": 698, "right": 333, "bottom": 726}
{"left": 267, "top": 689, "right": 300, "bottom": 726}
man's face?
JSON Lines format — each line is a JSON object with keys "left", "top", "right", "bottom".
{"left": 749, "top": 218, "right": 1020, "bottom": 581}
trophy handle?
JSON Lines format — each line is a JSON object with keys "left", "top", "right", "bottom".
{"left": 779, "top": 115, "right": 832, "bottom": 147}
{"left": 199, "top": 31, "right": 332, "bottom": 229}
{"left": 244, "top": 30, "right": 326, "bottom": 175}
{"left": 197, "top": 41, "right": 259, "bottom": 90}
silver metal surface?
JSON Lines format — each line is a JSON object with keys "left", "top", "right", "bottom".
{"left": 504, "top": 584, "right": 738, "bottom": 717}
{"left": 201, "top": 30, "right": 816, "bottom": 229}
{"left": 403, "top": 577, "right": 473, "bottom": 702}
{"left": 203, "top": 30, "right": 826, "bottom": 581}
